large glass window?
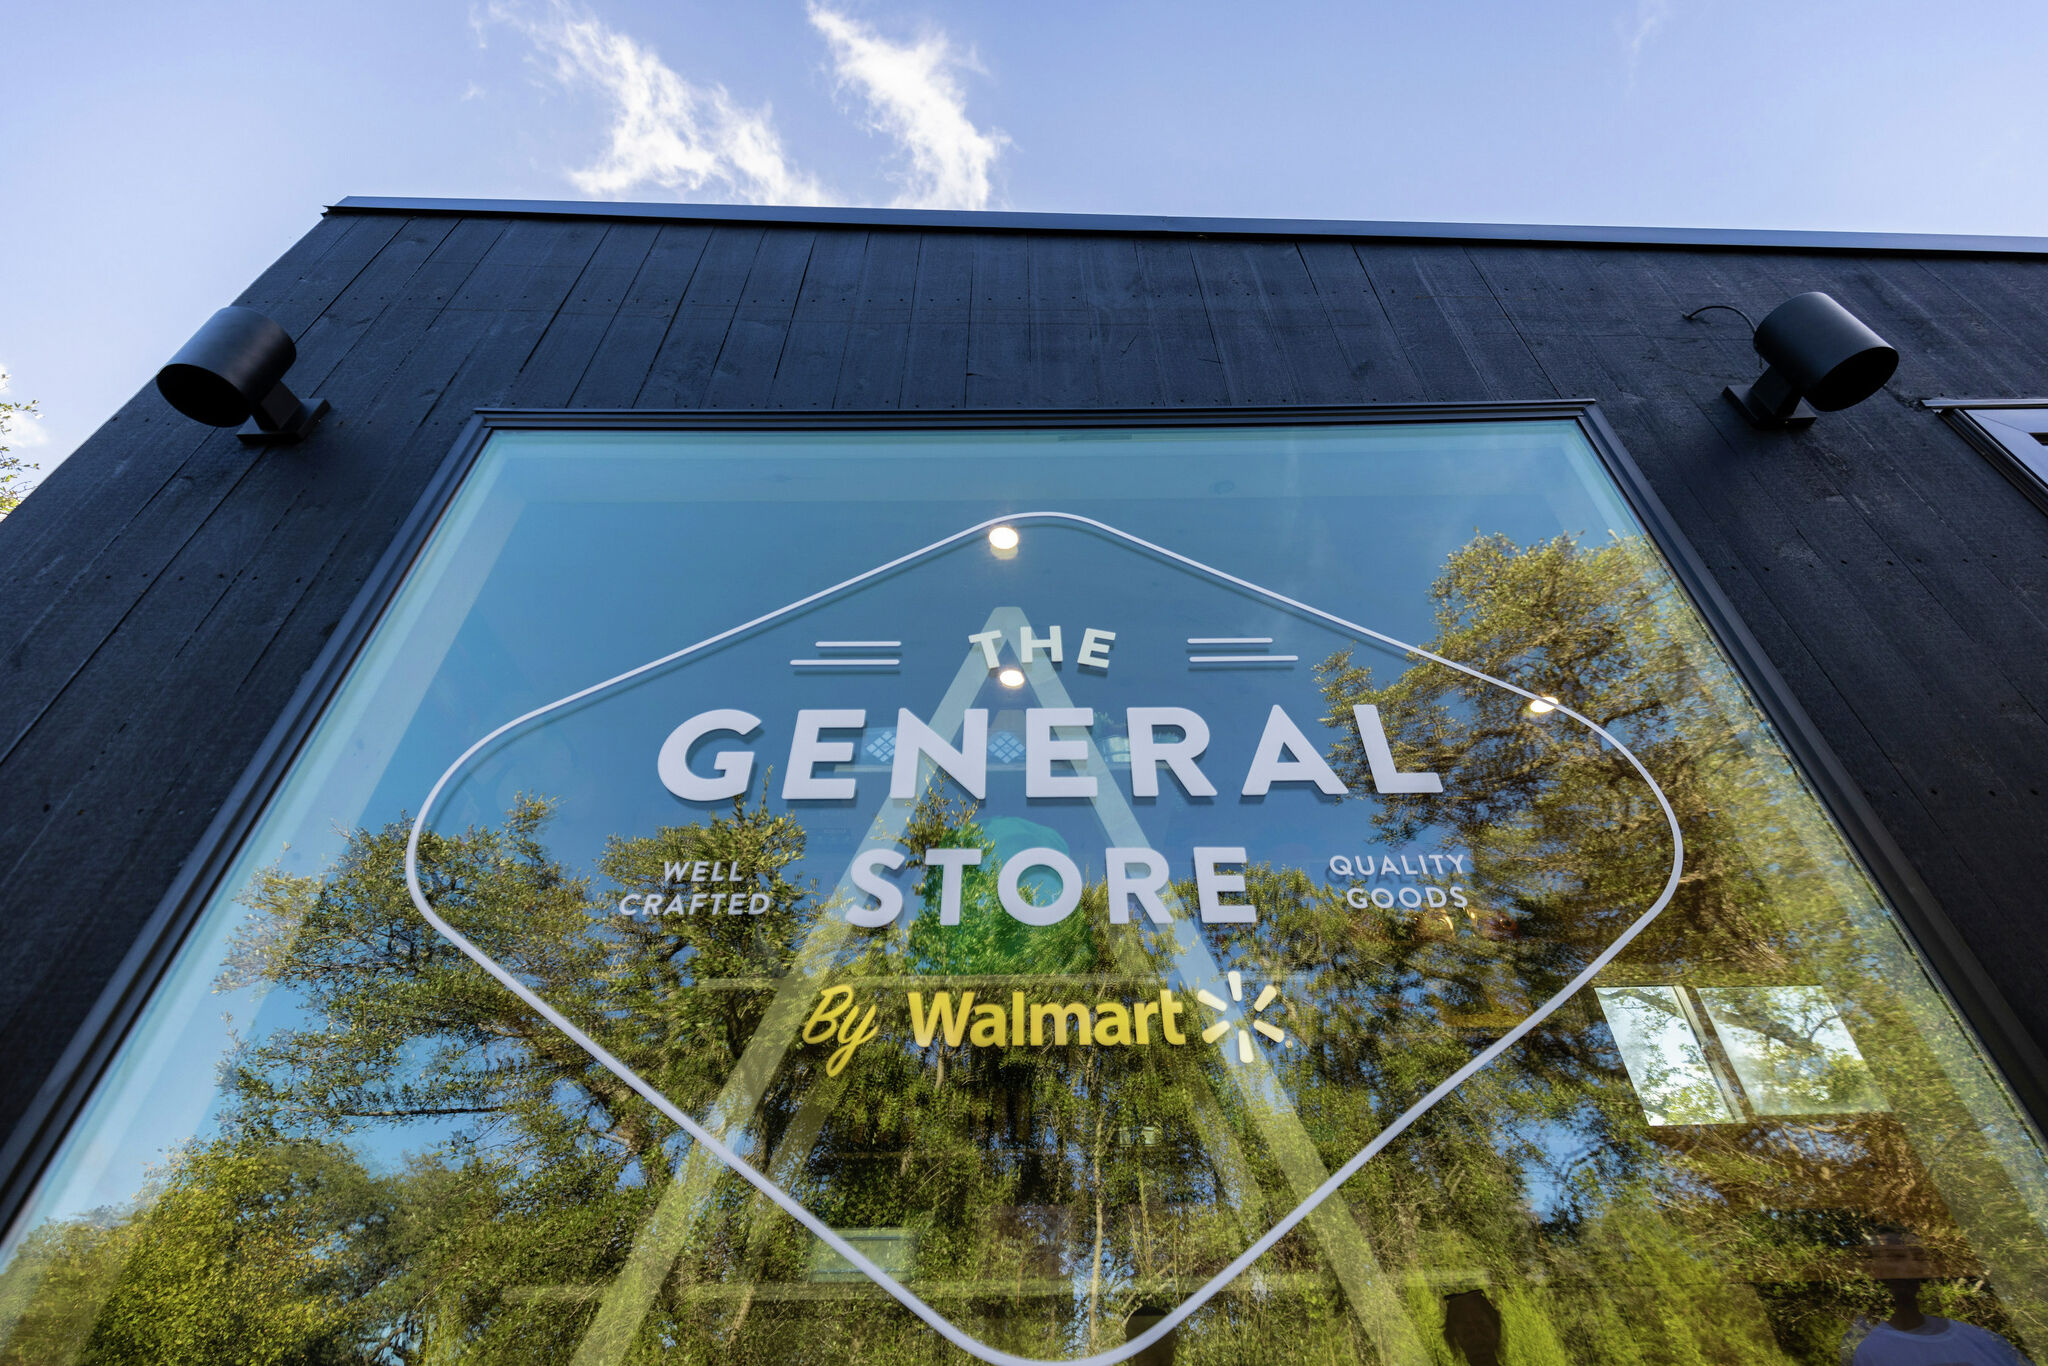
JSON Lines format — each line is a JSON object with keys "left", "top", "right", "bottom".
{"left": 5, "top": 419, "right": 2046, "bottom": 1365}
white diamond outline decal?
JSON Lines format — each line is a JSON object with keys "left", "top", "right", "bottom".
{"left": 403, "top": 510, "right": 1685, "bottom": 1366}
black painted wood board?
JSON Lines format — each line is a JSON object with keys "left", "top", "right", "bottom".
{"left": 1131, "top": 238, "right": 1230, "bottom": 408}
{"left": 832, "top": 230, "right": 921, "bottom": 410}
{"left": 1294, "top": 240, "right": 1428, "bottom": 402}
{"left": 1075, "top": 236, "right": 1169, "bottom": 409}
{"left": 4, "top": 210, "right": 2048, "bottom": 1153}
{"left": 966, "top": 231, "right": 1033, "bottom": 408}
{"left": 507, "top": 225, "right": 661, "bottom": 408}
{"left": 1348, "top": 244, "right": 1499, "bottom": 401}
{"left": 703, "top": 227, "right": 817, "bottom": 409}
{"left": 900, "top": 231, "right": 973, "bottom": 412}
{"left": 572, "top": 225, "right": 715, "bottom": 409}
{"left": 637, "top": 226, "right": 766, "bottom": 409}
{"left": 770, "top": 228, "right": 868, "bottom": 410}
{"left": 1023, "top": 234, "right": 1101, "bottom": 410}
{"left": 1189, "top": 239, "right": 1313, "bottom": 405}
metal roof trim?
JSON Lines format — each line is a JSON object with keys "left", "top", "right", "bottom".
{"left": 327, "top": 196, "right": 2048, "bottom": 256}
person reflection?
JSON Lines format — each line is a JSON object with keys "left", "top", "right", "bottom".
{"left": 1848, "top": 1232, "right": 2035, "bottom": 1366}
{"left": 1442, "top": 1288, "right": 1502, "bottom": 1366}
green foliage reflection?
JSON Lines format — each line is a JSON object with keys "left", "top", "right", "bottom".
{"left": 6, "top": 531, "right": 2048, "bottom": 1365}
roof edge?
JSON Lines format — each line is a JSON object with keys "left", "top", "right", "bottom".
{"left": 328, "top": 196, "right": 2048, "bottom": 256}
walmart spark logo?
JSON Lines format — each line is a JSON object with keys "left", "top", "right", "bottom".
{"left": 1197, "top": 971, "right": 1288, "bottom": 1063}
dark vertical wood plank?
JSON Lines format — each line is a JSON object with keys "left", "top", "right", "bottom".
{"left": 1078, "top": 236, "right": 1168, "bottom": 408}
{"left": 282, "top": 218, "right": 467, "bottom": 399}
{"left": 1242, "top": 239, "right": 1376, "bottom": 403}
{"left": 576, "top": 225, "right": 712, "bottom": 408}
{"left": 1206, "top": 240, "right": 1370, "bottom": 404}
{"left": 1352, "top": 243, "right": 1493, "bottom": 400}
{"left": 900, "top": 232, "right": 973, "bottom": 411}
{"left": 638, "top": 226, "right": 766, "bottom": 408}
{"left": 1025, "top": 233, "right": 1101, "bottom": 408}
{"left": 1133, "top": 239, "right": 1230, "bottom": 407}
{"left": 965, "top": 232, "right": 1032, "bottom": 407}
{"left": 1187, "top": 239, "right": 1300, "bottom": 404}
{"left": 1915, "top": 258, "right": 2048, "bottom": 391}
{"left": 508, "top": 223, "right": 660, "bottom": 407}
{"left": 702, "top": 227, "right": 817, "bottom": 408}
{"left": 1295, "top": 240, "right": 1428, "bottom": 403}
{"left": 768, "top": 228, "right": 868, "bottom": 409}
{"left": 1358, "top": 241, "right": 1559, "bottom": 400}
{"left": 832, "top": 231, "right": 921, "bottom": 409}
{"left": 1431, "top": 246, "right": 1557, "bottom": 397}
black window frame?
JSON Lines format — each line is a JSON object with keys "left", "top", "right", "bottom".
{"left": 1927, "top": 398, "right": 2048, "bottom": 518}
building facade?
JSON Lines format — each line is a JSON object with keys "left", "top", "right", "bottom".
{"left": 1, "top": 198, "right": 2047, "bottom": 1364}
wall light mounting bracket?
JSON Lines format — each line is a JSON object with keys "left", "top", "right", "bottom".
{"left": 1726, "top": 373, "right": 1820, "bottom": 430}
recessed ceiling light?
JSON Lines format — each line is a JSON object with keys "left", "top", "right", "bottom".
{"left": 998, "top": 667, "right": 1025, "bottom": 688}
{"left": 988, "top": 525, "right": 1020, "bottom": 551}
{"left": 1527, "top": 695, "right": 1560, "bottom": 715}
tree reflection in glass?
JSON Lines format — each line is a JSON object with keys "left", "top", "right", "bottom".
{"left": 6, "top": 486, "right": 2048, "bottom": 1366}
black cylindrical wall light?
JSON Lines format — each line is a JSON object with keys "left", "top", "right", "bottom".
{"left": 1725, "top": 292, "right": 1898, "bottom": 429}
{"left": 156, "top": 307, "right": 328, "bottom": 443}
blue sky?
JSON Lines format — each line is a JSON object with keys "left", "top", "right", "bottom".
{"left": 3, "top": 0, "right": 2043, "bottom": 472}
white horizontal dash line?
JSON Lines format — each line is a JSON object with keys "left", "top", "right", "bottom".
{"left": 813, "top": 640, "right": 902, "bottom": 648}
{"left": 1187, "top": 637, "right": 1273, "bottom": 645}
{"left": 791, "top": 658, "right": 900, "bottom": 667}
{"left": 1189, "top": 654, "right": 1298, "bottom": 664}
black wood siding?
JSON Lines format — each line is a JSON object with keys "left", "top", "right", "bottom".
{"left": 3, "top": 209, "right": 2045, "bottom": 1147}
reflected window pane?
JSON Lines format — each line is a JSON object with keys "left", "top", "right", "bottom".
{"left": 1697, "top": 985, "right": 1888, "bottom": 1117}
{"left": 1595, "top": 987, "right": 1733, "bottom": 1125}
{"left": 811, "top": 1228, "right": 917, "bottom": 1283}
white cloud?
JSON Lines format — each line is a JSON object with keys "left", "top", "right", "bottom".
{"left": 807, "top": 5, "right": 1007, "bottom": 211}
{"left": 482, "top": 2, "right": 1007, "bottom": 210}
{"left": 487, "top": 1, "right": 831, "bottom": 205}
{"left": 0, "top": 366, "right": 48, "bottom": 451}
{"left": 1622, "top": 0, "right": 1674, "bottom": 75}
